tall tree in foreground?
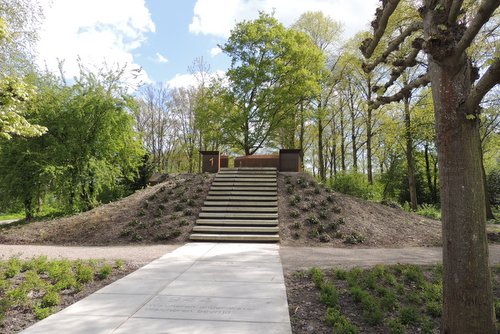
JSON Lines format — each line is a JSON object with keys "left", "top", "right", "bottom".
{"left": 361, "top": 0, "right": 500, "bottom": 332}
{"left": 221, "top": 12, "right": 324, "bottom": 155}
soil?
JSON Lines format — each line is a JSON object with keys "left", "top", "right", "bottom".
{"left": 0, "top": 173, "right": 213, "bottom": 245}
{"left": 0, "top": 172, "right": 443, "bottom": 247}
{"left": 1, "top": 262, "right": 138, "bottom": 334}
{"left": 278, "top": 173, "right": 442, "bottom": 247}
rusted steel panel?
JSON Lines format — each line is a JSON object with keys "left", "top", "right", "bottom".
{"left": 200, "top": 151, "right": 220, "bottom": 173}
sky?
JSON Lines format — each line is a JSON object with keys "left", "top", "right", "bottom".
{"left": 36, "top": 0, "right": 379, "bottom": 90}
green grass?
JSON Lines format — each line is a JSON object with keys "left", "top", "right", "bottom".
{"left": 0, "top": 213, "right": 24, "bottom": 221}
{"left": 0, "top": 257, "right": 126, "bottom": 328}
{"left": 307, "top": 264, "right": 500, "bottom": 333}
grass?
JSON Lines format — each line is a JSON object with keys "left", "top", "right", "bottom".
{"left": 0, "top": 256, "right": 125, "bottom": 328}
{"left": 306, "top": 264, "right": 500, "bottom": 333}
{"left": 0, "top": 213, "right": 24, "bottom": 221}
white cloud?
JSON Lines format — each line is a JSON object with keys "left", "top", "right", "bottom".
{"left": 36, "top": 0, "right": 155, "bottom": 86}
{"left": 167, "top": 70, "right": 226, "bottom": 89}
{"left": 189, "top": 0, "right": 379, "bottom": 39}
{"left": 155, "top": 52, "right": 169, "bottom": 63}
{"left": 209, "top": 46, "right": 222, "bottom": 57}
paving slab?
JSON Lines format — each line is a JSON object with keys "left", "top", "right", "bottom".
{"left": 22, "top": 243, "right": 291, "bottom": 334}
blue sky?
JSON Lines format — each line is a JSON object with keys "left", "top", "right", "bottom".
{"left": 36, "top": 0, "right": 379, "bottom": 89}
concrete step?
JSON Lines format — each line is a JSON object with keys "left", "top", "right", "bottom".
{"left": 210, "top": 186, "right": 277, "bottom": 191}
{"left": 199, "top": 212, "right": 278, "bottom": 219}
{"left": 190, "top": 233, "right": 280, "bottom": 242}
{"left": 202, "top": 207, "right": 278, "bottom": 213}
{"left": 196, "top": 219, "right": 278, "bottom": 226}
{"left": 220, "top": 167, "right": 277, "bottom": 171}
{"left": 218, "top": 171, "right": 277, "bottom": 175}
{"left": 213, "top": 178, "right": 277, "bottom": 183}
{"left": 216, "top": 174, "right": 276, "bottom": 178}
{"left": 206, "top": 196, "right": 278, "bottom": 202}
{"left": 203, "top": 201, "right": 278, "bottom": 207}
{"left": 209, "top": 190, "right": 277, "bottom": 195}
{"left": 192, "top": 226, "right": 279, "bottom": 233}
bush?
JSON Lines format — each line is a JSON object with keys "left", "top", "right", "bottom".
{"left": 320, "top": 282, "right": 339, "bottom": 307}
{"left": 97, "top": 264, "right": 112, "bottom": 280}
{"left": 400, "top": 306, "right": 419, "bottom": 325}
{"left": 325, "top": 307, "right": 359, "bottom": 334}
{"left": 330, "top": 172, "right": 381, "bottom": 200}
{"left": 344, "top": 232, "right": 365, "bottom": 245}
{"left": 310, "top": 267, "right": 325, "bottom": 289}
{"left": 41, "top": 290, "right": 60, "bottom": 308}
{"left": 487, "top": 169, "right": 500, "bottom": 206}
{"left": 415, "top": 204, "right": 441, "bottom": 220}
{"left": 75, "top": 264, "right": 94, "bottom": 284}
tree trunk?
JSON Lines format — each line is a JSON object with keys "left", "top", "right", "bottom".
{"left": 350, "top": 108, "right": 358, "bottom": 171}
{"left": 424, "top": 143, "right": 438, "bottom": 203}
{"left": 428, "top": 57, "right": 495, "bottom": 334}
{"left": 318, "top": 116, "right": 325, "bottom": 181}
{"left": 299, "top": 102, "right": 305, "bottom": 169}
{"left": 24, "top": 197, "right": 33, "bottom": 221}
{"left": 366, "top": 107, "right": 373, "bottom": 184}
{"left": 340, "top": 108, "right": 346, "bottom": 171}
{"left": 404, "top": 97, "right": 418, "bottom": 211}
{"left": 480, "top": 146, "right": 494, "bottom": 220}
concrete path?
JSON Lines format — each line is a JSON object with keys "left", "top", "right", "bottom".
{"left": 22, "top": 243, "right": 292, "bottom": 334}
{"left": 280, "top": 244, "right": 500, "bottom": 273}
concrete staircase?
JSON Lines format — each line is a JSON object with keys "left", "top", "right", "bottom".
{"left": 190, "top": 167, "right": 279, "bottom": 242}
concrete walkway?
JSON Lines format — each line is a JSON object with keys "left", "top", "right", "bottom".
{"left": 22, "top": 243, "right": 292, "bottom": 334}
{"left": 279, "top": 244, "right": 500, "bottom": 272}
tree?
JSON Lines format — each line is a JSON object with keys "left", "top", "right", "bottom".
{"left": 292, "top": 11, "right": 343, "bottom": 181}
{"left": 0, "top": 1, "right": 47, "bottom": 139}
{"left": 361, "top": 0, "right": 500, "bottom": 332}
{"left": 221, "top": 12, "right": 324, "bottom": 155}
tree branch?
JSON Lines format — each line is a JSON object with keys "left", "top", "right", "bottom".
{"left": 370, "top": 74, "right": 430, "bottom": 109}
{"left": 454, "top": 0, "right": 500, "bottom": 57}
{"left": 467, "top": 57, "right": 500, "bottom": 110}
{"left": 374, "top": 47, "right": 422, "bottom": 93}
{"left": 360, "top": 0, "right": 401, "bottom": 59}
{"left": 363, "top": 21, "right": 423, "bottom": 73}
{"left": 447, "top": 0, "right": 465, "bottom": 24}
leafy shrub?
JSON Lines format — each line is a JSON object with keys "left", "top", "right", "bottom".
{"left": 291, "top": 222, "right": 301, "bottom": 229}
{"left": 33, "top": 305, "right": 52, "bottom": 320}
{"left": 75, "top": 264, "right": 94, "bottom": 284}
{"left": 174, "top": 203, "right": 184, "bottom": 212}
{"left": 319, "top": 233, "right": 331, "bottom": 243}
{"left": 344, "top": 232, "right": 365, "bottom": 244}
{"left": 416, "top": 204, "right": 441, "bottom": 220}
{"left": 305, "top": 215, "right": 320, "bottom": 225}
{"left": 400, "top": 306, "right": 419, "bottom": 325}
{"left": 97, "top": 264, "right": 112, "bottom": 280}
{"left": 289, "top": 210, "right": 300, "bottom": 218}
{"left": 325, "top": 308, "right": 359, "bottom": 334}
{"left": 330, "top": 172, "right": 381, "bottom": 200}
{"left": 386, "top": 319, "right": 406, "bottom": 334}
{"left": 115, "top": 259, "right": 125, "bottom": 269}
{"left": 320, "top": 282, "right": 339, "bottom": 307}
{"left": 310, "top": 267, "right": 324, "bottom": 289}
{"left": 334, "top": 269, "right": 347, "bottom": 280}
{"left": 41, "top": 290, "right": 60, "bottom": 308}
{"left": 425, "top": 301, "right": 442, "bottom": 317}
{"left": 319, "top": 209, "right": 328, "bottom": 219}
{"left": 5, "top": 258, "right": 22, "bottom": 278}
{"left": 326, "top": 194, "right": 335, "bottom": 203}
{"left": 487, "top": 169, "right": 500, "bottom": 206}
{"left": 183, "top": 208, "right": 193, "bottom": 216}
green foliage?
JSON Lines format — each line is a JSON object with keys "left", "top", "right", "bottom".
{"left": 320, "top": 282, "right": 339, "bottom": 307}
{"left": 220, "top": 12, "right": 324, "bottom": 154}
{"left": 386, "top": 319, "right": 406, "bottom": 334}
{"left": 41, "top": 290, "right": 60, "bottom": 308}
{"left": 325, "top": 307, "right": 359, "bottom": 334}
{"left": 415, "top": 204, "right": 441, "bottom": 220}
{"left": 487, "top": 168, "right": 500, "bottom": 206}
{"left": 399, "top": 306, "right": 420, "bottom": 325}
{"left": 97, "top": 264, "right": 112, "bottom": 280}
{"left": 330, "top": 172, "right": 381, "bottom": 200}
{"left": 310, "top": 267, "right": 325, "bottom": 289}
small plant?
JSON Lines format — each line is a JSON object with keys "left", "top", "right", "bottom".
{"left": 314, "top": 187, "right": 321, "bottom": 194}
{"left": 310, "top": 267, "right": 325, "bottom": 288}
{"left": 115, "top": 259, "right": 125, "bottom": 269}
{"left": 131, "top": 234, "right": 143, "bottom": 242}
{"left": 334, "top": 269, "right": 347, "bottom": 280}
{"left": 137, "top": 209, "right": 146, "bottom": 216}
{"left": 158, "top": 203, "right": 166, "bottom": 210}
{"left": 5, "top": 258, "right": 22, "bottom": 278}
{"left": 196, "top": 186, "right": 203, "bottom": 193}
{"left": 292, "top": 232, "right": 300, "bottom": 239}
{"left": 179, "top": 196, "right": 187, "bottom": 203}
{"left": 33, "top": 305, "right": 52, "bottom": 320}
{"left": 75, "top": 264, "right": 94, "bottom": 284}
{"left": 386, "top": 319, "right": 406, "bottom": 334}
{"left": 186, "top": 199, "right": 195, "bottom": 206}
{"left": 319, "top": 209, "right": 328, "bottom": 219}
{"left": 171, "top": 230, "right": 181, "bottom": 238}
{"left": 290, "top": 210, "right": 300, "bottom": 218}
{"left": 400, "top": 306, "right": 420, "bottom": 325}
{"left": 320, "top": 282, "right": 339, "bottom": 307}
{"left": 291, "top": 222, "right": 301, "bottom": 229}
{"left": 305, "top": 215, "right": 320, "bottom": 225}
{"left": 327, "top": 194, "right": 335, "bottom": 203}
{"left": 425, "top": 300, "right": 442, "bottom": 317}
{"left": 183, "top": 208, "right": 193, "bottom": 216}
{"left": 41, "top": 290, "right": 60, "bottom": 308}
{"left": 319, "top": 233, "right": 331, "bottom": 243}
{"left": 142, "top": 201, "right": 149, "bottom": 209}
{"left": 286, "top": 184, "right": 295, "bottom": 194}
{"left": 344, "top": 232, "right": 365, "bottom": 244}
{"left": 97, "top": 264, "right": 112, "bottom": 280}
{"left": 332, "top": 206, "right": 342, "bottom": 214}
{"left": 174, "top": 203, "right": 184, "bottom": 212}
{"left": 325, "top": 308, "right": 359, "bottom": 334}
{"left": 178, "top": 220, "right": 189, "bottom": 227}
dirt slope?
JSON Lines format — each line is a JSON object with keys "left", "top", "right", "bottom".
{"left": 0, "top": 174, "right": 213, "bottom": 245}
{"left": 277, "top": 173, "right": 442, "bottom": 247}
{"left": 0, "top": 172, "right": 442, "bottom": 247}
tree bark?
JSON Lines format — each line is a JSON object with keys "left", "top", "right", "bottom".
{"left": 340, "top": 106, "right": 346, "bottom": 171}
{"left": 428, "top": 55, "right": 495, "bottom": 334}
{"left": 424, "top": 143, "right": 436, "bottom": 203}
{"left": 480, "top": 145, "right": 494, "bottom": 220}
{"left": 366, "top": 107, "right": 373, "bottom": 184}
{"left": 404, "top": 96, "right": 418, "bottom": 211}
{"left": 318, "top": 116, "right": 325, "bottom": 181}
